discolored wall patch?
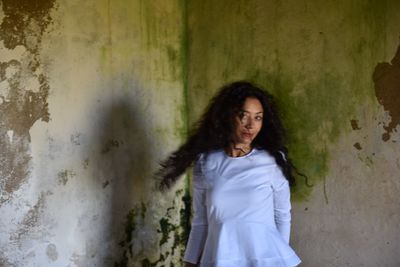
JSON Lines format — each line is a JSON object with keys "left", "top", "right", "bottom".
{"left": 353, "top": 142, "right": 362, "bottom": 150}
{"left": 46, "top": 243, "right": 58, "bottom": 262}
{"left": 117, "top": 194, "right": 190, "bottom": 266}
{"left": 10, "top": 192, "right": 47, "bottom": 242}
{"left": 1, "top": 0, "right": 190, "bottom": 266}
{"left": 101, "top": 139, "right": 122, "bottom": 154}
{"left": 373, "top": 41, "right": 400, "bottom": 141}
{"left": 57, "top": 169, "right": 76, "bottom": 186}
{"left": 350, "top": 119, "right": 361, "bottom": 130}
{"left": 0, "top": 0, "right": 398, "bottom": 266}
{"left": 0, "top": 0, "right": 56, "bottom": 202}
{"left": 0, "top": 0, "right": 56, "bottom": 51}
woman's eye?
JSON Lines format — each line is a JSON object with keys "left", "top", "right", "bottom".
{"left": 255, "top": 116, "right": 263, "bottom": 121}
{"left": 237, "top": 112, "right": 247, "bottom": 120}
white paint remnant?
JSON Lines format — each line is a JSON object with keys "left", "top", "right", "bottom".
{"left": 0, "top": 45, "right": 27, "bottom": 62}
{"left": 7, "top": 130, "right": 14, "bottom": 143}
{"left": 23, "top": 76, "right": 41, "bottom": 93}
{"left": 5, "top": 64, "right": 20, "bottom": 79}
{"left": 0, "top": 80, "right": 10, "bottom": 102}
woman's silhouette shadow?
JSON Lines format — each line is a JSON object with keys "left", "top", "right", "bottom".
{"left": 91, "top": 97, "right": 155, "bottom": 266}
{"left": 88, "top": 86, "right": 189, "bottom": 266}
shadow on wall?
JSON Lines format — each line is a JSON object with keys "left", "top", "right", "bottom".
{"left": 92, "top": 96, "right": 191, "bottom": 266}
{"left": 89, "top": 97, "right": 154, "bottom": 266}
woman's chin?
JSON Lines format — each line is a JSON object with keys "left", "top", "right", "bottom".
{"left": 237, "top": 139, "right": 253, "bottom": 146}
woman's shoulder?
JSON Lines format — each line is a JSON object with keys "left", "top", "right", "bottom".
{"left": 198, "top": 149, "right": 225, "bottom": 161}
{"left": 254, "top": 149, "right": 289, "bottom": 185}
{"left": 195, "top": 149, "right": 225, "bottom": 171}
{"left": 251, "top": 148, "right": 277, "bottom": 164}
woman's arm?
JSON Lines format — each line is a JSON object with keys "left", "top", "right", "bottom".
{"left": 272, "top": 169, "right": 292, "bottom": 243}
{"left": 183, "top": 158, "right": 208, "bottom": 264}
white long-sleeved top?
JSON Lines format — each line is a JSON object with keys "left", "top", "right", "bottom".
{"left": 183, "top": 148, "right": 301, "bottom": 267}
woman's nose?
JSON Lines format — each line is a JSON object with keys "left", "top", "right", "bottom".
{"left": 245, "top": 119, "right": 253, "bottom": 129}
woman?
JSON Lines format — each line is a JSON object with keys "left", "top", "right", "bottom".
{"left": 157, "top": 81, "right": 302, "bottom": 267}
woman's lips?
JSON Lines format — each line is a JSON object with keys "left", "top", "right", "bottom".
{"left": 242, "top": 132, "right": 253, "bottom": 138}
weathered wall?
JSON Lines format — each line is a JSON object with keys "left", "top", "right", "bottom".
{"left": 187, "top": 0, "right": 400, "bottom": 266}
{"left": 1, "top": 0, "right": 400, "bottom": 266}
{"left": 0, "top": 0, "right": 189, "bottom": 266}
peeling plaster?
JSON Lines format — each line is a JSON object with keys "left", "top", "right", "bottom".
{"left": 0, "top": 0, "right": 56, "bottom": 202}
{"left": 1, "top": 0, "right": 398, "bottom": 266}
{"left": 373, "top": 41, "right": 400, "bottom": 141}
{"left": 10, "top": 192, "right": 47, "bottom": 243}
{"left": 117, "top": 193, "right": 190, "bottom": 266}
{"left": 0, "top": 251, "right": 15, "bottom": 267}
{"left": 1, "top": 0, "right": 188, "bottom": 266}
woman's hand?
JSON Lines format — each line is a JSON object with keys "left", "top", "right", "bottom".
{"left": 183, "top": 261, "right": 197, "bottom": 267}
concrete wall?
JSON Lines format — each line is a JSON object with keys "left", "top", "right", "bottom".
{"left": 1, "top": 0, "right": 399, "bottom": 266}
{"left": 187, "top": 1, "right": 400, "bottom": 266}
{"left": 0, "top": 0, "right": 189, "bottom": 266}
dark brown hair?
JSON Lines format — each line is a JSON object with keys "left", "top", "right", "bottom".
{"left": 156, "top": 81, "right": 307, "bottom": 191}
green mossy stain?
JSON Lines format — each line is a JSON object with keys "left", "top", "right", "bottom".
{"left": 247, "top": 70, "right": 343, "bottom": 201}
{"left": 115, "top": 193, "right": 190, "bottom": 265}
{"left": 187, "top": 0, "right": 394, "bottom": 202}
{"left": 155, "top": 184, "right": 191, "bottom": 261}
{"left": 175, "top": 188, "right": 183, "bottom": 196}
{"left": 99, "top": 45, "right": 112, "bottom": 70}
{"left": 123, "top": 208, "right": 139, "bottom": 245}
{"left": 140, "top": 258, "right": 155, "bottom": 267}
{"left": 167, "top": 45, "right": 178, "bottom": 63}
{"left": 177, "top": 0, "right": 190, "bottom": 140}
{"left": 166, "top": 44, "right": 179, "bottom": 80}
{"left": 158, "top": 217, "right": 175, "bottom": 247}
{"left": 140, "top": 201, "right": 147, "bottom": 219}
{"left": 179, "top": 187, "right": 191, "bottom": 253}
{"left": 140, "top": 253, "right": 166, "bottom": 267}
{"left": 116, "top": 202, "right": 147, "bottom": 266}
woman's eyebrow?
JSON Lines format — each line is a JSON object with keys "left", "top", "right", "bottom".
{"left": 240, "top": 109, "right": 263, "bottom": 114}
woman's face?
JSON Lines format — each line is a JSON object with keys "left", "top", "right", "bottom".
{"left": 232, "top": 97, "right": 264, "bottom": 147}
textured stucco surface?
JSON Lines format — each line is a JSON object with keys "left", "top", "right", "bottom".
{"left": 1, "top": 0, "right": 188, "bottom": 266}
{"left": 0, "top": 0, "right": 54, "bottom": 204}
{"left": 1, "top": 0, "right": 400, "bottom": 266}
{"left": 187, "top": 0, "right": 400, "bottom": 266}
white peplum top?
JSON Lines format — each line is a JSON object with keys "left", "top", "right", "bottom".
{"left": 183, "top": 148, "right": 301, "bottom": 267}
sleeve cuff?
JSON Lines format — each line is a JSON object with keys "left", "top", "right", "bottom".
{"left": 183, "top": 224, "right": 208, "bottom": 264}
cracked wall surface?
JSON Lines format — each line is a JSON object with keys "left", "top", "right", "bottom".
{"left": 1, "top": 0, "right": 188, "bottom": 266}
{"left": 0, "top": 0, "right": 54, "bottom": 204}
{"left": 1, "top": 0, "right": 400, "bottom": 266}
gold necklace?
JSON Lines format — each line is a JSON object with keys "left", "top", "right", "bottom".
{"left": 231, "top": 145, "right": 252, "bottom": 157}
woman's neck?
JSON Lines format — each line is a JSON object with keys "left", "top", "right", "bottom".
{"left": 225, "top": 143, "right": 252, "bottom": 157}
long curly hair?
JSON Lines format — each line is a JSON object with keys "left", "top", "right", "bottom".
{"left": 156, "top": 81, "right": 307, "bottom": 191}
